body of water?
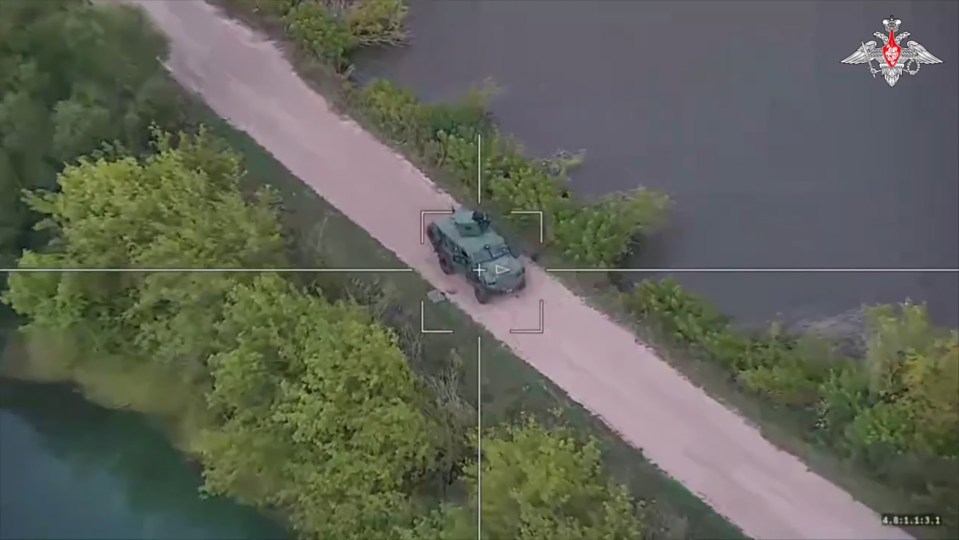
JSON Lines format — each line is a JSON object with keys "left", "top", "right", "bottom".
{"left": 0, "top": 378, "right": 285, "bottom": 540}
{"left": 356, "top": 0, "right": 959, "bottom": 326}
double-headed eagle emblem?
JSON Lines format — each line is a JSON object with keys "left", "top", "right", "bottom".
{"left": 841, "top": 16, "right": 942, "bottom": 87}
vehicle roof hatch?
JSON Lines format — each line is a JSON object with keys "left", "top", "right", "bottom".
{"left": 453, "top": 211, "right": 491, "bottom": 237}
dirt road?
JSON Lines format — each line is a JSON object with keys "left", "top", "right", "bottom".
{"left": 126, "top": 2, "right": 911, "bottom": 538}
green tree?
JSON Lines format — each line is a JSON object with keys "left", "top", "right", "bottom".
{"left": 554, "top": 190, "right": 671, "bottom": 267}
{"left": 0, "top": 0, "right": 184, "bottom": 265}
{"left": 285, "top": 1, "right": 358, "bottom": 69}
{"left": 343, "top": 0, "right": 410, "bottom": 46}
{"left": 198, "top": 274, "right": 442, "bottom": 540}
{"left": 1, "top": 126, "right": 463, "bottom": 538}
{"left": 444, "top": 416, "right": 645, "bottom": 540}
{"left": 3, "top": 129, "right": 286, "bottom": 385}
{"left": 850, "top": 303, "right": 959, "bottom": 457}
{"left": 358, "top": 80, "right": 427, "bottom": 144}
{"left": 488, "top": 163, "right": 567, "bottom": 225}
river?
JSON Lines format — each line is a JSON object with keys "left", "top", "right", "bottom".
{"left": 354, "top": 0, "right": 959, "bottom": 327}
{"left": 0, "top": 317, "right": 286, "bottom": 540}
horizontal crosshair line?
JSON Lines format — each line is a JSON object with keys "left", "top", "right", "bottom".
{"left": 0, "top": 268, "right": 415, "bottom": 274}
{"left": 546, "top": 268, "right": 959, "bottom": 273}
{"left": 6, "top": 267, "right": 957, "bottom": 274}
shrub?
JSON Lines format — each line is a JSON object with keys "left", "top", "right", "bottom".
{"left": 855, "top": 303, "right": 959, "bottom": 458}
{"left": 553, "top": 190, "right": 671, "bottom": 267}
{"left": 738, "top": 360, "right": 823, "bottom": 408}
{"left": 623, "top": 279, "right": 729, "bottom": 345}
{"left": 199, "top": 274, "right": 440, "bottom": 540}
{"left": 356, "top": 79, "right": 426, "bottom": 144}
{"left": 239, "top": 0, "right": 301, "bottom": 17}
{"left": 450, "top": 416, "right": 646, "bottom": 540}
{"left": 488, "top": 160, "right": 567, "bottom": 217}
{"left": 344, "top": 0, "right": 409, "bottom": 46}
{"left": 268, "top": 0, "right": 412, "bottom": 70}
{"left": 284, "top": 1, "right": 357, "bottom": 68}
{"left": 624, "top": 279, "right": 959, "bottom": 528}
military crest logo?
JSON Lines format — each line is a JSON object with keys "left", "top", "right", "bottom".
{"left": 841, "top": 16, "right": 942, "bottom": 87}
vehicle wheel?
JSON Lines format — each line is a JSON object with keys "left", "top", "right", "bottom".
{"left": 474, "top": 285, "right": 491, "bottom": 304}
{"left": 438, "top": 253, "right": 454, "bottom": 275}
{"left": 426, "top": 223, "right": 441, "bottom": 250}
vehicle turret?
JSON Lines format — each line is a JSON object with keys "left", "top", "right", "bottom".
{"left": 452, "top": 210, "right": 491, "bottom": 237}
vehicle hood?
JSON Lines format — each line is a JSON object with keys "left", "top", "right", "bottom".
{"left": 479, "top": 256, "right": 525, "bottom": 290}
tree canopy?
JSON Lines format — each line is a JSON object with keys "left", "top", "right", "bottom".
{"left": 3, "top": 128, "right": 444, "bottom": 539}
{"left": 199, "top": 273, "right": 443, "bottom": 540}
{"left": 422, "top": 417, "right": 646, "bottom": 540}
{"left": 627, "top": 279, "right": 959, "bottom": 529}
{"left": 0, "top": 0, "right": 184, "bottom": 266}
{"left": 854, "top": 303, "right": 959, "bottom": 458}
{"left": 4, "top": 129, "right": 286, "bottom": 382}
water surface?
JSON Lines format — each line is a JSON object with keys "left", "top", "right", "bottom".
{"left": 0, "top": 379, "right": 286, "bottom": 540}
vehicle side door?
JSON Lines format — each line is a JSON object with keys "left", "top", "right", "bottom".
{"left": 452, "top": 247, "right": 470, "bottom": 275}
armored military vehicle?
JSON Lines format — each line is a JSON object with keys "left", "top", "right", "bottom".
{"left": 425, "top": 209, "right": 526, "bottom": 304}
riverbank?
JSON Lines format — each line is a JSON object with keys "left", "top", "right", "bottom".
{"left": 201, "top": 0, "right": 956, "bottom": 536}
{"left": 0, "top": 380, "right": 288, "bottom": 540}
{"left": 0, "top": 308, "right": 286, "bottom": 540}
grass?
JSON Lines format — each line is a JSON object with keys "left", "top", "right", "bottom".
{"left": 184, "top": 92, "right": 744, "bottom": 539}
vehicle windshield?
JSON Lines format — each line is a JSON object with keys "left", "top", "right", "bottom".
{"left": 472, "top": 244, "right": 511, "bottom": 264}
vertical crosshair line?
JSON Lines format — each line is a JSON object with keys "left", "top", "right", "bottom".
{"left": 477, "top": 133, "right": 483, "bottom": 204}
{"left": 476, "top": 335, "right": 482, "bottom": 540}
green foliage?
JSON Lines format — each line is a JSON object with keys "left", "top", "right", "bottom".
{"left": 623, "top": 279, "right": 730, "bottom": 346}
{"left": 251, "top": 0, "right": 413, "bottom": 71}
{"left": 857, "top": 304, "right": 959, "bottom": 457}
{"left": 0, "top": 0, "right": 185, "bottom": 269}
{"left": 4, "top": 128, "right": 287, "bottom": 382}
{"left": 344, "top": 0, "right": 410, "bottom": 46}
{"left": 356, "top": 79, "right": 427, "bottom": 144}
{"left": 488, "top": 156, "right": 568, "bottom": 217}
{"left": 446, "top": 416, "right": 645, "bottom": 540}
{"left": 284, "top": 1, "right": 358, "bottom": 69}
{"left": 241, "top": 0, "right": 302, "bottom": 17}
{"left": 198, "top": 274, "right": 441, "bottom": 540}
{"left": 736, "top": 358, "right": 824, "bottom": 409}
{"left": 2, "top": 126, "right": 459, "bottom": 537}
{"left": 424, "top": 82, "right": 496, "bottom": 141}
{"left": 624, "top": 279, "right": 959, "bottom": 527}
{"left": 553, "top": 190, "right": 671, "bottom": 267}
